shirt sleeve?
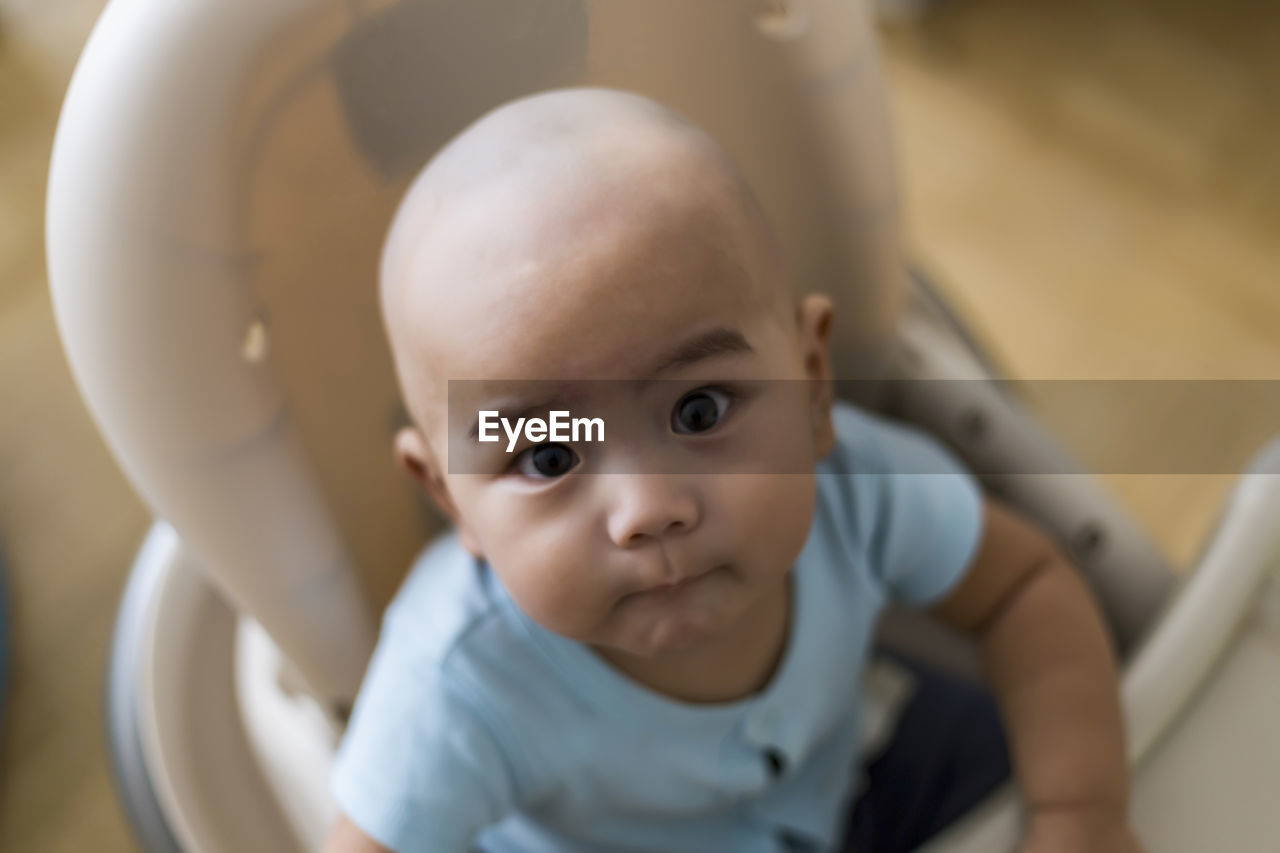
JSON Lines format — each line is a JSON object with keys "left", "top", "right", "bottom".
{"left": 825, "top": 403, "right": 986, "bottom": 606}
{"left": 330, "top": 630, "right": 517, "bottom": 853}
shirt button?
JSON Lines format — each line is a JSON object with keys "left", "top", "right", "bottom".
{"left": 764, "top": 747, "right": 787, "bottom": 778}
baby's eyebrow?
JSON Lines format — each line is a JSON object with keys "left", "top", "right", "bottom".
{"left": 645, "top": 326, "right": 753, "bottom": 378}
{"left": 460, "top": 328, "right": 752, "bottom": 438}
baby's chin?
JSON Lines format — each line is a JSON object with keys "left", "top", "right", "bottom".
{"left": 604, "top": 569, "right": 743, "bottom": 657}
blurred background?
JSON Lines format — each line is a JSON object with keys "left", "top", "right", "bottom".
{"left": 0, "top": 0, "right": 1276, "bottom": 850}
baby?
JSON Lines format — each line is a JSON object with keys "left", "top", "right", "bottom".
{"left": 324, "top": 88, "right": 1141, "bottom": 853}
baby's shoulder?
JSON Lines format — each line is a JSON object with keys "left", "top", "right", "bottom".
{"left": 812, "top": 400, "right": 977, "bottom": 559}
{"left": 823, "top": 400, "right": 968, "bottom": 475}
{"left": 823, "top": 401, "right": 919, "bottom": 471}
{"left": 813, "top": 402, "right": 898, "bottom": 522}
{"left": 378, "top": 532, "right": 506, "bottom": 668}
{"left": 812, "top": 400, "right": 984, "bottom": 606}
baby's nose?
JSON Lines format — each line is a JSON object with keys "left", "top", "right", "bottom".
{"left": 605, "top": 475, "right": 700, "bottom": 548}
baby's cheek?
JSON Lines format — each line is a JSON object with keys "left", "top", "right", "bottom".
{"left": 729, "top": 474, "right": 815, "bottom": 560}
{"left": 493, "top": 541, "right": 612, "bottom": 639}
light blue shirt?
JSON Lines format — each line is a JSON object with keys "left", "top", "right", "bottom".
{"left": 331, "top": 402, "right": 985, "bottom": 852}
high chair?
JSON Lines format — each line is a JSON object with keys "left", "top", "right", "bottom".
{"left": 45, "top": 1, "right": 1280, "bottom": 850}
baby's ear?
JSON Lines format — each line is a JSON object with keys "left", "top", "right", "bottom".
{"left": 393, "top": 427, "right": 482, "bottom": 554}
{"left": 395, "top": 426, "right": 448, "bottom": 507}
{"left": 394, "top": 425, "right": 433, "bottom": 483}
{"left": 796, "top": 293, "right": 836, "bottom": 455}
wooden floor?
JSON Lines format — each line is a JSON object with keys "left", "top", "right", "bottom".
{"left": 878, "top": 0, "right": 1280, "bottom": 564}
{"left": 0, "top": 1, "right": 1276, "bottom": 850}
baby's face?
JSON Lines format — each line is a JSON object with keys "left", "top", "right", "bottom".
{"left": 386, "top": 90, "right": 835, "bottom": 662}
{"left": 397, "top": 220, "right": 834, "bottom": 664}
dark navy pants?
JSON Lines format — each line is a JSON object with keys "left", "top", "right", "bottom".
{"left": 837, "top": 655, "right": 1012, "bottom": 853}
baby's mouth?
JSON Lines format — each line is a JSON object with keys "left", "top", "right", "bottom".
{"left": 642, "top": 564, "right": 722, "bottom": 597}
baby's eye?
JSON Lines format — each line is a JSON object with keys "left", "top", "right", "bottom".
{"left": 513, "top": 443, "right": 580, "bottom": 479}
{"left": 672, "top": 388, "right": 732, "bottom": 435}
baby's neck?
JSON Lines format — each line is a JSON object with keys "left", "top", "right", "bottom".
{"left": 594, "top": 572, "right": 793, "bottom": 705}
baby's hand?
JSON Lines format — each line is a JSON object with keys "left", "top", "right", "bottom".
{"left": 1018, "top": 806, "right": 1144, "bottom": 853}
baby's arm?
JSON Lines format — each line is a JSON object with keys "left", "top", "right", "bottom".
{"left": 322, "top": 813, "right": 394, "bottom": 853}
{"left": 930, "top": 496, "right": 1141, "bottom": 853}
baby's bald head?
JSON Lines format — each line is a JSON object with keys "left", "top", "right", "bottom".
{"left": 380, "top": 88, "right": 794, "bottom": 435}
